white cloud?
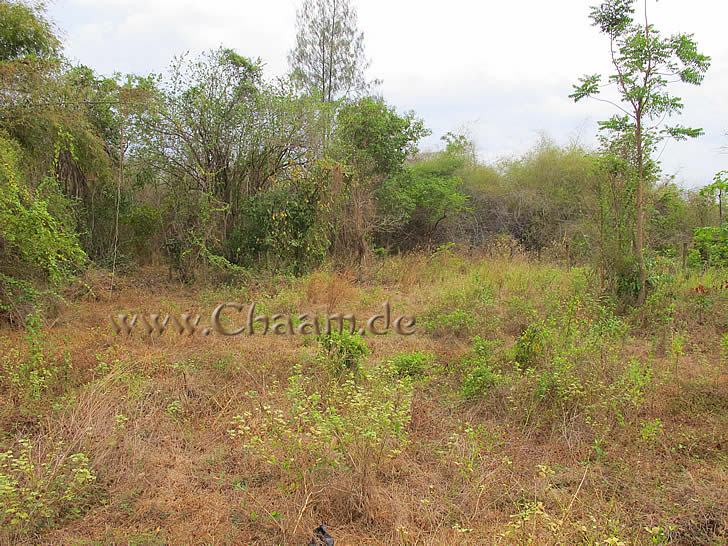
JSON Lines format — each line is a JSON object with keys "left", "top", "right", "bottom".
{"left": 49, "top": 0, "right": 727, "bottom": 186}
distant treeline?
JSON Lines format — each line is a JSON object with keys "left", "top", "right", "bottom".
{"left": 0, "top": 0, "right": 724, "bottom": 325}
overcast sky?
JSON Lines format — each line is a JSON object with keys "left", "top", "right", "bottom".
{"left": 48, "top": 0, "right": 727, "bottom": 188}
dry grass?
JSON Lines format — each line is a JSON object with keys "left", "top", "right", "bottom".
{"left": 1, "top": 254, "right": 726, "bottom": 545}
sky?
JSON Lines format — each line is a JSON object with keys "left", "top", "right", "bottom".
{"left": 47, "top": 0, "right": 727, "bottom": 188}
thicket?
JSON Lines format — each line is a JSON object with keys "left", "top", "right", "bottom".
{"left": 0, "top": 0, "right": 724, "bottom": 326}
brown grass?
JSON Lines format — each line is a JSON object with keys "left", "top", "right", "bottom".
{"left": 1, "top": 255, "right": 726, "bottom": 545}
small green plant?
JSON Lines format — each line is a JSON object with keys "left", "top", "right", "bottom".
{"left": 513, "top": 321, "right": 550, "bottom": 369}
{"left": 462, "top": 337, "right": 503, "bottom": 399}
{"left": 444, "top": 423, "right": 501, "bottom": 476}
{"left": 421, "top": 309, "right": 475, "bottom": 338}
{"left": 229, "top": 362, "right": 413, "bottom": 480}
{"left": 645, "top": 524, "right": 677, "bottom": 544}
{"left": 2, "top": 312, "right": 59, "bottom": 400}
{"left": 317, "top": 330, "right": 368, "bottom": 376}
{"left": 619, "top": 359, "right": 653, "bottom": 409}
{"left": 639, "top": 418, "right": 664, "bottom": 444}
{"left": 669, "top": 333, "right": 686, "bottom": 371}
{"left": 0, "top": 438, "right": 97, "bottom": 534}
{"left": 166, "top": 400, "right": 183, "bottom": 418}
{"left": 388, "top": 351, "right": 434, "bottom": 378}
{"left": 592, "top": 436, "right": 607, "bottom": 462}
{"left": 114, "top": 414, "right": 129, "bottom": 431}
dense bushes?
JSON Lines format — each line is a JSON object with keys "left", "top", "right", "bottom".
{"left": 692, "top": 225, "right": 728, "bottom": 267}
{"left": 0, "top": 0, "right": 724, "bottom": 325}
{"left": 0, "top": 136, "right": 85, "bottom": 324}
{"left": 0, "top": 439, "right": 97, "bottom": 535}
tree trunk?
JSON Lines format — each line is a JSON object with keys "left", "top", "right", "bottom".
{"left": 635, "top": 118, "right": 647, "bottom": 306}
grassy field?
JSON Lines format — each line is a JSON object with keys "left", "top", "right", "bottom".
{"left": 1, "top": 250, "right": 727, "bottom": 545}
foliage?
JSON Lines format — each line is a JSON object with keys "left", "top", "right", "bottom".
{"left": 0, "top": 135, "right": 86, "bottom": 323}
{"left": 317, "top": 329, "right": 369, "bottom": 376}
{"left": 329, "top": 97, "right": 429, "bottom": 265}
{"left": 228, "top": 168, "right": 330, "bottom": 274}
{"left": 691, "top": 224, "right": 728, "bottom": 268}
{"left": 228, "top": 361, "right": 413, "bottom": 479}
{"left": 571, "top": 0, "right": 710, "bottom": 305}
{"left": 0, "top": 438, "right": 97, "bottom": 534}
{"left": 335, "top": 97, "right": 427, "bottom": 178}
{"left": 0, "top": 0, "right": 59, "bottom": 61}
{"left": 288, "top": 0, "right": 370, "bottom": 103}
{"left": 461, "top": 337, "right": 503, "bottom": 399}
{"left": 388, "top": 351, "right": 435, "bottom": 379}
{"left": 377, "top": 137, "right": 469, "bottom": 249}
{"left": 421, "top": 308, "right": 475, "bottom": 338}
{"left": 0, "top": 311, "right": 65, "bottom": 400}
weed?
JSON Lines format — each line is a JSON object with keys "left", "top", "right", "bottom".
{"left": 114, "top": 414, "right": 129, "bottom": 431}
{"left": 2, "top": 312, "right": 61, "bottom": 400}
{"left": 421, "top": 308, "right": 475, "bottom": 338}
{"left": 639, "top": 418, "right": 664, "bottom": 444}
{"left": 461, "top": 337, "right": 504, "bottom": 399}
{"left": 388, "top": 351, "right": 435, "bottom": 378}
{"left": 0, "top": 438, "right": 97, "bottom": 535}
{"left": 166, "top": 400, "right": 183, "bottom": 418}
{"left": 317, "top": 330, "right": 368, "bottom": 376}
{"left": 228, "top": 361, "right": 413, "bottom": 504}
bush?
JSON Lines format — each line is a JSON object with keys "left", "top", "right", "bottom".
{"left": 228, "top": 361, "right": 413, "bottom": 481}
{"left": 692, "top": 225, "right": 728, "bottom": 268}
{"left": 389, "top": 351, "right": 435, "bottom": 378}
{"left": 228, "top": 174, "right": 330, "bottom": 274}
{"left": 0, "top": 312, "right": 65, "bottom": 401}
{"left": 421, "top": 308, "right": 476, "bottom": 338}
{"left": 317, "top": 330, "right": 369, "bottom": 376}
{"left": 0, "top": 136, "right": 86, "bottom": 324}
{"left": 461, "top": 337, "right": 503, "bottom": 399}
{"left": 513, "top": 321, "right": 551, "bottom": 369}
{"left": 0, "top": 438, "right": 97, "bottom": 535}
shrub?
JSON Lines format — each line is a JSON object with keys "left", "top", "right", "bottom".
{"left": 461, "top": 337, "right": 503, "bottom": 399}
{"left": 0, "top": 136, "right": 86, "bottom": 324}
{"left": 639, "top": 418, "right": 664, "bottom": 443}
{"left": 421, "top": 309, "right": 475, "bottom": 338}
{"left": 692, "top": 225, "right": 728, "bottom": 268}
{"left": 513, "top": 321, "right": 551, "bottom": 369}
{"left": 229, "top": 175, "right": 330, "bottom": 275}
{"left": 483, "top": 294, "right": 647, "bottom": 436}
{"left": 317, "top": 330, "right": 369, "bottom": 376}
{"left": 228, "top": 362, "right": 413, "bottom": 479}
{"left": 0, "top": 438, "right": 97, "bottom": 535}
{"left": 1, "top": 312, "right": 64, "bottom": 401}
{"left": 388, "top": 351, "right": 435, "bottom": 378}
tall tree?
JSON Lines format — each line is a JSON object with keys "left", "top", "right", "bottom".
{"left": 571, "top": 0, "right": 710, "bottom": 305}
{"left": 288, "top": 0, "right": 370, "bottom": 103}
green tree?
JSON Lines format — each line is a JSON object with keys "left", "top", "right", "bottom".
{"left": 331, "top": 97, "right": 428, "bottom": 266}
{"left": 571, "top": 0, "right": 710, "bottom": 304}
{"left": 138, "top": 48, "right": 319, "bottom": 278}
{"left": 376, "top": 136, "right": 469, "bottom": 249}
{"left": 0, "top": 0, "right": 59, "bottom": 61}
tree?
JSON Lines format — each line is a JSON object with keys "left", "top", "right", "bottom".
{"left": 331, "top": 97, "right": 428, "bottom": 267}
{"left": 699, "top": 170, "right": 728, "bottom": 224}
{"left": 137, "top": 48, "right": 318, "bottom": 278}
{"left": 571, "top": 0, "right": 710, "bottom": 305}
{"left": 0, "top": 0, "right": 59, "bottom": 61}
{"left": 0, "top": 1, "right": 88, "bottom": 324}
{"left": 376, "top": 136, "right": 469, "bottom": 250}
{"left": 288, "top": 0, "right": 370, "bottom": 103}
